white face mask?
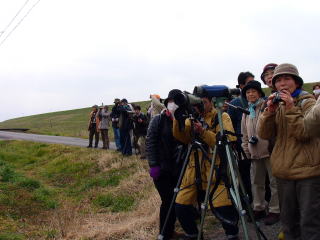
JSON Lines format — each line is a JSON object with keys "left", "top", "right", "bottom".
{"left": 313, "top": 89, "right": 320, "bottom": 96}
{"left": 167, "top": 102, "right": 179, "bottom": 115}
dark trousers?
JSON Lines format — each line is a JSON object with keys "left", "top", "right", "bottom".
{"left": 88, "top": 127, "right": 99, "bottom": 147}
{"left": 238, "top": 159, "right": 252, "bottom": 203}
{"left": 100, "top": 129, "right": 109, "bottom": 149}
{"left": 154, "top": 173, "right": 178, "bottom": 240}
{"left": 277, "top": 176, "right": 320, "bottom": 240}
{"left": 176, "top": 204, "right": 239, "bottom": 237}
{"left": 119, "top": 128, "right": 132, "bottom": 155}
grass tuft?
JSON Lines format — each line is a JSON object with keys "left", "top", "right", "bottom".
{"left": 94, "top": 193, "right": 135, "bottom": 212}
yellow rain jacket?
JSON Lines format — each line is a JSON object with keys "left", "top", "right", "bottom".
{"left": 173, "top": 109, "right": 236, "bottom": 207}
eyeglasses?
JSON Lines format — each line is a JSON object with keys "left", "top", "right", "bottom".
{"left": 263, "top": 71, "right": 274, "bottom": 78}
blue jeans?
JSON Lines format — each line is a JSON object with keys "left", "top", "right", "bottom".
{"left": 112, "top": 127, "right": 121, "bottom": 150}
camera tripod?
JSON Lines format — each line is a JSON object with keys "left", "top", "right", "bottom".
{"left": 157, "top": 100, "right": 268, "bottom": 240}
{"left": 157, "top": 114, "right": 212, "bottom": 240}
{"left": 196, "top": 97, "right": 267, "bottom": 240}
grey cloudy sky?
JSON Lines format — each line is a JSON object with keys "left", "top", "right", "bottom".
{"left": 0, "top": 0, "right": 319, "bottom": 121}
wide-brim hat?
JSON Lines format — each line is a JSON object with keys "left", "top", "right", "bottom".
{"left": 164, "top": 89, "right": 183, "bottom": 107}
{"left": 272, "top": 63, "right": 303, "bottom": 88}
{"left": 241, "top": 80, "right": 265, "bottom": 100}
{"left": 92, "top": 105, "right": 98, "bottom": 109}
{"left": 114, "top": 98, "right": 120, "bottom": 103}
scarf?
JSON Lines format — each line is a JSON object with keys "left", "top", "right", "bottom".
{"left": 291, "top": 88, "right": 302, "bottom": 98}
{"left": 248, "top": 98, "right": 263, "bottom": 119}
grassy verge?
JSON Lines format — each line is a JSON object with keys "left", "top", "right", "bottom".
{"left": 0, "top": 140, "right": 153, "bottom": 239}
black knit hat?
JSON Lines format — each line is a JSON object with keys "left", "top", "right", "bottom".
{"left": 241, "top": 80, "right": 265, "bottom": 100}
{"left": 120, "top": 98, "right": 128, "bottom": 104}
{"left": 164, "top": 89, "right": 183, "bottom": 107}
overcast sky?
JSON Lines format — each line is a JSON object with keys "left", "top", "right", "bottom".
{"left": 0, "top": 0, "right": 319, "bottom": 121}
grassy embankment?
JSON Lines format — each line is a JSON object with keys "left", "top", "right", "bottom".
{"left": 0, "top": 140, "right": 158, "bottom": 240}
{"left": 0, "top": 82, "right": 317, "bottom": 139}
{"left": 0, "top": 101, "right": 150, "bottom": 140}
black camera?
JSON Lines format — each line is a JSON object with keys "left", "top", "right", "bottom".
{"left": 249, "top": 136, "right": 259, "bottom": 145}
{"left": 272, "top": 92, "right": 283, "bottom": 104}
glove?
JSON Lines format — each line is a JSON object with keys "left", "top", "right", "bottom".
{"left": 149, "top": 166, "right": 161, "bottom": 180}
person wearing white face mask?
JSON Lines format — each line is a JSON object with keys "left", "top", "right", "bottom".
{"left": 146, "top": 89, "right": 184, "bottom": 240}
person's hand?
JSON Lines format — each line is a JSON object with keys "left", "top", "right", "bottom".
{"left": 194, "top": 121, "right": 203, "bottom": 134}
{"left": 280, "top": 89, "right": 294, "bottom": 110}
{"left": 266, "top": 94, "right": 279, "bottom": 113}
{"left": 149, "top": 166, "right": 161, "bottom": 180}
{"left": 138, "top": 118, "right": 143, "bottom": 123}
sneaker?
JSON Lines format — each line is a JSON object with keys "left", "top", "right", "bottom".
{"left": 264, "top": 212, "right": 280, "bottom": 225}
{"left": 254, "top": 210, "right": 266, "bottom": 221}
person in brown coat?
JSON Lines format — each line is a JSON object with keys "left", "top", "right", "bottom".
{"left": 257, "top": 63, "right": 320, "bottom": 240}
{"left": 304, "top": 97, "right": 320, "bottom": 137}
{"left": 87, "top": 105, "right": 100, "bottom": 148}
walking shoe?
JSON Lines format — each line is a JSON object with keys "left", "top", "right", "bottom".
{"left": 87, "top": 145, "right": 92, "bottom": 148}
{"left": 253, "top": 210, "right": 266, "bottom": 221}
{"left": 94, "top": 145, "right": 98, "bottom": 148}
{"left": 264, "top": 212, "right": 280, "bottom": 225}
{"left": 169, "top": 231, "right": 184, "bottom": 239}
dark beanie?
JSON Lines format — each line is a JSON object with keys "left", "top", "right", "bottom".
{"left": 241, "top": 80, "right": 265, "bottom": 100}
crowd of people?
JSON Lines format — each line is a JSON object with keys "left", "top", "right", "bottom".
{"left": 145, "top": 63, "right": 320, "bottom": 240}
{"left": 86, "top": 63, "right": 320, "bottom": 240}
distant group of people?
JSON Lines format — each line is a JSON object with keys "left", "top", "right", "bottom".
{"left": 144, "top": 63, "right": 320, "bottom": 240}
{"left": 87, "top": 98, "right": 149, "bottom": 159}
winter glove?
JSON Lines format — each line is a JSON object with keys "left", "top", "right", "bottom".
{"left": 149, "top": 166, "right": 161, "bottom": 180}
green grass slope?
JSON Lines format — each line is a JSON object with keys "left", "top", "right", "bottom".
{"left": 0, "top": 82, "right": 317, "bottom": 138}
{"left": 0, "top": 101, "right": 150, "bottom": 139}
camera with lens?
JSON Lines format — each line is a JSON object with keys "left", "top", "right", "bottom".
{"left": 171, "top": 90, "right": 203, "bottom": 130}
{"left": 272, "top": 91, "right": 284, "bottom": 104}
{"left": 248, "top": 136, "right": 259, "bottom": 145}
{"left": 193, "top": 85, "right": 240, "bottom": 99}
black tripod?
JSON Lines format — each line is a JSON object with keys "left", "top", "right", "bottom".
{"left": 157, "top": 115, "right": 210, "bottom": 240}
{"left": 196, "top": 98, "right": 267, "bottom": 240}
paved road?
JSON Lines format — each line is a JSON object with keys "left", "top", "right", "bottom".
{"left": 0, "top": 131, "right": 116, "bottom": 149}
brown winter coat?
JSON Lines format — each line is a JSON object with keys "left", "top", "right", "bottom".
{"left": 241, "top": 100, "right": 270, "bottom": 160}
{"left": 257, "top": 91, "right": 320, "bottom": 180}
{"left": 88, "top": 111, "right": 100, "bottom": 130}
{"left": 304, "top": 97, "right": 320, "bottom": 137}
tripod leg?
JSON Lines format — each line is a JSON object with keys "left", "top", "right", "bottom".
{"left": 234, "top": 156, "right": 268, "bottom": 240}
{"left": 225, "top": 144, "right": 251, "bottom": 240}
{"left": 197, "top": 146, "right": 217, "bottom": 240}
{"left": 158, "top": 144, "right": 193, "bottom": 240}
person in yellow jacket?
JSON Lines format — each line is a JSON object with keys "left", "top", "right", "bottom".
{"left": 173, "top": 95, "right": 239, "bottom": 240}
